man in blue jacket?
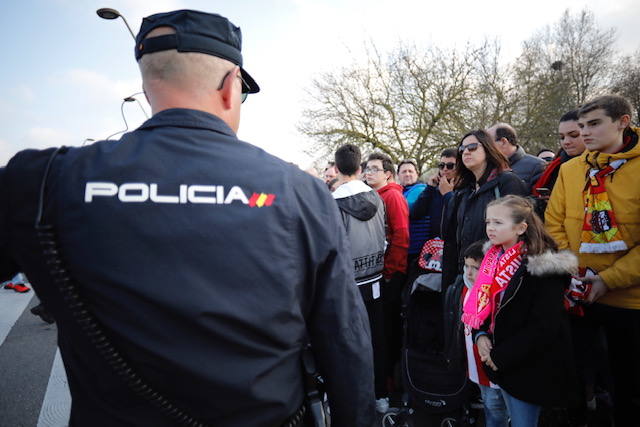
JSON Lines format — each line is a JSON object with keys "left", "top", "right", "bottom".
{"left": 0, "top": 10, "right": 374, "bottom": 427}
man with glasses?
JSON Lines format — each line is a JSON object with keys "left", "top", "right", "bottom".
{"left": 0, "top": 10, "right": 374, "bottom": 427}
{"left": 365, "top": 152, "right": 409, "bottom": 412}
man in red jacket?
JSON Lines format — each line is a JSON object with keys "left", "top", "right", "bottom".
{"left": 365, "top": 152, "right": 409, "bottom": 410}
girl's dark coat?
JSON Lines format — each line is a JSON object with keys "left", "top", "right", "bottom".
{"left": 479, "top": 249, "right": 578, "bottom": 407}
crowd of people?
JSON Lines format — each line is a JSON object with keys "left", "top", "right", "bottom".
{"left": 0, "top": 8, "right": 638, "bottom": 427}
{"left": 319, "top": 95, "right": 639, "bottom": 427}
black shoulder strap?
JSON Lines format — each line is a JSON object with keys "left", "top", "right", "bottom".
{"left": 35, "top": 148, "right": 211, "bottom": 427}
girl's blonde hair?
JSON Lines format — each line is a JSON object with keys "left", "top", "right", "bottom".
{"left": 487, "top": 195, "right": 558, "bottom": 255}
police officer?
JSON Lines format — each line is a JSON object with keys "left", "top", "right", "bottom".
{"left": 0, "top": 10, "right": 375, "bottom": 427}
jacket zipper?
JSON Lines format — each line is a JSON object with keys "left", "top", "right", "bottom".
{"left": 492, "top": 276, "right": 524, "bottom": 344}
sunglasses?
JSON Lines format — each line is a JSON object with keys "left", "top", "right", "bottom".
{"left": 438, "top": 162, "right": 456, "bottom": 170}
{"left": 458, "top": 142, "right": 480, "bottom": 153}
{"left": 217, "top": 69, "right": 249, "bottom": 103}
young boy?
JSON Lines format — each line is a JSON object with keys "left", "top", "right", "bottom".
{"left": 458, "top": 241, "right": 509, "bottom": 427}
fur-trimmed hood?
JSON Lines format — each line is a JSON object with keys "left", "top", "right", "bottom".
{"left": 526, "top": 250, "right": 578, "bottom": 276}
{"left": 481, "top": 240, "right": 578, "bottom": 276}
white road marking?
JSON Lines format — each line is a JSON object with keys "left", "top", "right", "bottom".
{"left": 0, "top": 290, "right": 33, "bottom": 346}
{"left": 37, "top": 348, "right": 71, "bottom": 427}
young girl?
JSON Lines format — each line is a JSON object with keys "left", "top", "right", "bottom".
{"left": 462, "top": 195, "right": 577, "bottom": 427}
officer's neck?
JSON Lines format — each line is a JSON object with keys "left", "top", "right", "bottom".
{"left": 145, "top": 84, "right": 238, "bottom": 132}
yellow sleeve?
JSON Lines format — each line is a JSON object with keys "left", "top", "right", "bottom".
{"left": 545, "top": 165, "right": 570, "bottom": 250}
{"left": 599, "top": 246, "right": 640, "bottom": 290}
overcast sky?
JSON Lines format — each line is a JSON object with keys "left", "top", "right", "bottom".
{"left": 1, "top": 0, "right": 638, "bottom": 167}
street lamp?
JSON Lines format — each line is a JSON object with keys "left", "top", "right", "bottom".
{"left": 96, "top": 8, "right": 135, "bottom": 40}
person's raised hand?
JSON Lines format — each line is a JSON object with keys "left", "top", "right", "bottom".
{"left": 438, "top": 176, "right": 454, "bottom": 195}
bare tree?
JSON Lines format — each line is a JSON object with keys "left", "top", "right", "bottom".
{"left": 300, "top": 8, "right": 618, "bottom": 164}
{"left": 299, "top": 43, "right": 491, "bottom": 173}
{"left": 508, "top": 9, "right": 616, "bottom": 152}
{"left": 610, "top": 50, "right": 640, "bottom": 124}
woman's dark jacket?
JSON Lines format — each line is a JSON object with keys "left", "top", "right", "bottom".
{"left": 479, "top": 249, "right": 578, "bottom": 407}
{"left": 441, "top": 171, "right": 528, "bottom": 289}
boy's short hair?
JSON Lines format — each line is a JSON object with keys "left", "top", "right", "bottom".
{"left": 578, "top": 95, "right": 633, "bottom": 122}
{"left": 367, "top": 152, "right": 394, "bottom": 175}
{"left": 440, "top": 148, "right": 457, "bottom": 158}
{"left": 463, "top": 240, "right": 485, "bottom": 262}
{"left": 334, "top": 144, "right": 361, "bottom": 176}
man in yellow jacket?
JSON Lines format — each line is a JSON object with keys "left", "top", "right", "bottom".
{"left": 546, "top": 94, "right": 640, "bottom": 426}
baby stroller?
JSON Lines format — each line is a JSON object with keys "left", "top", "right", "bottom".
{"left": 383, "top": 239, "right": 478, "bottom": 426}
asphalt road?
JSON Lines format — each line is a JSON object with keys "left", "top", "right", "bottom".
{"left": 0, "top": 290, "right": 70, "bottom": 427}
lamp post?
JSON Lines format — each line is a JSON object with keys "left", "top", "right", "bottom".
{"left": 96, "top": 8, "right": 135, "bottom": 40}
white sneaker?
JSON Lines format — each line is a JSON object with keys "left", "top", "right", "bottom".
{"left": 375, "top": 397, "right": 389, "bottom": 413}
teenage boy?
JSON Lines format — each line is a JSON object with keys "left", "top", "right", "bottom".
{"left": 365, "top": 152, "right": 409, "bottom": 409}
{"left": 546, "top": 94, "right": 640, "bottom": 426}
{"left": 332, "top": 144, "right": 387, "bottom": 409}
{"left": 532, "top": 109, "right": 587, "bottom": 215}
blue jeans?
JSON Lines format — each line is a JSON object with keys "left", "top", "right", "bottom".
{"left": 501, "top": 389, "right": 541, "bottom": 427}
{"left": 479, "top": 385, "right": 508, "bottom": 427}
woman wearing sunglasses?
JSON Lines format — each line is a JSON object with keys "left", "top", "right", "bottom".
{"left": 441, "top": 129, "right": 529, "bottom": 291}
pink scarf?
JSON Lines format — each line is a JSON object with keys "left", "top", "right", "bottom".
{"left": 462, "top": 241, "right": 524, "bottom": 332}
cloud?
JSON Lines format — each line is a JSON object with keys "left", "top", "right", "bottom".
{"left": 24, "top": 127, "right": 75, "bottom": 148}
{"left": 9, "top": 85, "right": 35, "bottom": 104}
{"left": 65, "top": 68, "right": 142, "bottom": 105}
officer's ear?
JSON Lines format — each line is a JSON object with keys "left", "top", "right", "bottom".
{"left": 219, "top": 67, "right": 240, "bottom": 110}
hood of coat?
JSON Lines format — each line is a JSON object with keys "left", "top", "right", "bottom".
{"left": 482, "top": 240, "right": 578, "bottom": 277}
{"left": 334, "top": 180, "right": 381, "bottom": 221}
{"left": 527, "top": 250, "right": 578, "bottom": 277}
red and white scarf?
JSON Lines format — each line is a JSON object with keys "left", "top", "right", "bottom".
{"left": 462, "top": 241, "right": 524, "bottom": 332}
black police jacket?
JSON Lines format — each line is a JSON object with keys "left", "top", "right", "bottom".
{"left": 0, "top": 109, "right": 375, "bottom": 427}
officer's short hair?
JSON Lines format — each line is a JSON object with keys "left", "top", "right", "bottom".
{"left": 335, "top": 144, "right": 361, "bottom": 176}
{"left": 367, "top": 152, "right": 394, "bottom": 175}
{"left": 579, "top": 95, "right": 633, "bottom": 122}
{"left": 138, "top": 27, "right": 229, "bottom": 87}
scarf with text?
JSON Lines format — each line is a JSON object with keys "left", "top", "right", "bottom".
{"left": 462, "top": 241, "right": 524, "bottom": 332}
{"left": 580, "top": 158, "right": 627, "bottom": 253}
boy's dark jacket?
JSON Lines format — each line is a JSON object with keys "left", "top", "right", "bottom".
{"left": 476, "top": 247, "right": 578, "bottom": 406}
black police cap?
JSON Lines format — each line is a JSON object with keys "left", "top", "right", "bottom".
{"left": 135, "top": 9, "right": 260, "bottom": 94}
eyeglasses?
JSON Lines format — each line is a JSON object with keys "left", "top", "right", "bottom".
{"left": 364, "top": 167, "right": 383, "bottom": 174}
{"left": 438, "top": 162, "right": 456, "bottom": 170}
{"left": 217, "top": 68, "right": 249, "bottom": 103}
{"left": 541, "top": 156, "right": 554, "bottom": 162}
{"left": 458, "top": 142, "right": 480, "bottom": 153}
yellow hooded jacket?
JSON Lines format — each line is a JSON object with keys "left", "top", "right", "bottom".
{"left": 546, "top": 127, "right": 640, "bottom": 309}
